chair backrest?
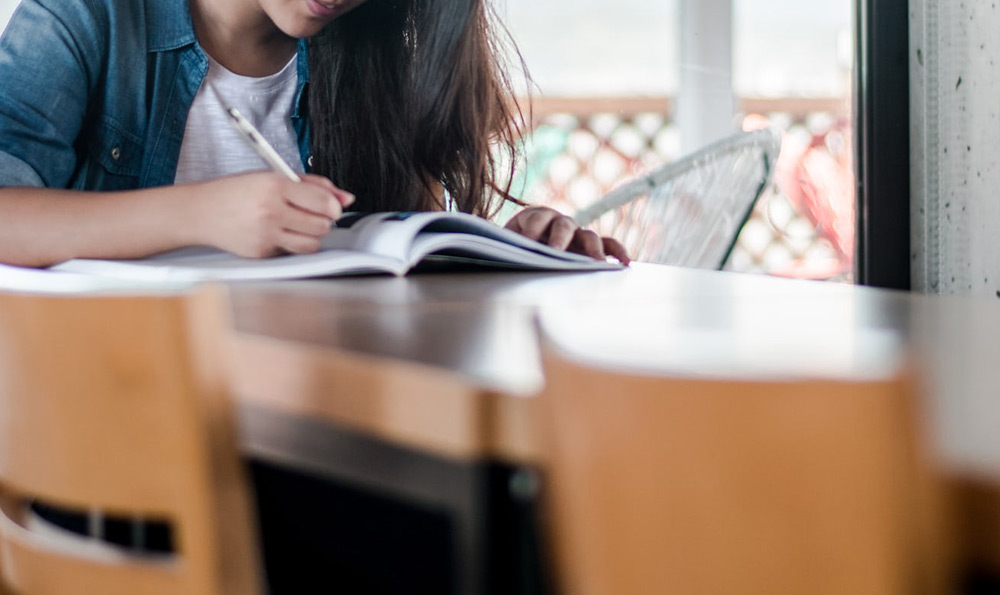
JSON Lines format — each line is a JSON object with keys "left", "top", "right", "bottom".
{"left": 534, "top": 313, "right": 933, "bottom": 595}
{"left": 574, "top": 128, "right": 781, "bottom": 270}
{"left": 0, "top": 287, "right": 262, "bottom": 595}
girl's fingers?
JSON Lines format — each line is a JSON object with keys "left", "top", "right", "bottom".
{"left": 546, "top": 216, "right": 579, "bottom": 251}
{"left": 602, "top": 237, "right": 632, "bottom": 265}
{"left": 508, "top": 207, "right": 560, "bottom": 241}
{"left": 283, "top": 179, "right": 344, "bottom": 219}
{"left": 504, "top": 206, "right": 629, "bottom": 263}
{"left": 302, "top": 174, "right": 355, "bottom": 208}
{"left": 571, "top": 229, "right": 606, "bottom": 260}
{"left": 277, "top": 229, "right": 323, "bottom": 255}
{"left": 280, "top": 203, "right": 334, "bottom": 238}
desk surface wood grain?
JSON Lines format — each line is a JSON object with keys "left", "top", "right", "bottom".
{"left": 224, "top": 264, "right": 1000, "bottom": 583}
{"left": 227, "top": 264, "right": 1000, "bottom": 479}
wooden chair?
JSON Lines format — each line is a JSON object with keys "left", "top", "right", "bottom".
{"left": 0, "top": 287, "right": 262, "bottom": 595}
{"left": 956, "top": 480, "right": 1000, "bottom": 586}
{"left": 535, "top": 319, "right": 941, "bottom": 595}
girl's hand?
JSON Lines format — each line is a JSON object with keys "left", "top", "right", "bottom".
{"left": 504, "top": 206, "right": 631, "bottom": 264}
{"left": 188, "top": 172, "right": 354, "bottom": 258}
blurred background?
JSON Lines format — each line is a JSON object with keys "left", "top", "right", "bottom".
{"left": 0, "top": 0, "right": 855, "bottom": 280}
{"left": 499, "top": 0, "right": 854, "bottom": 280}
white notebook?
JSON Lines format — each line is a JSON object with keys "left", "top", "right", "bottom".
{"left": 52, "top": 211, "right": 621, "bottom": 282}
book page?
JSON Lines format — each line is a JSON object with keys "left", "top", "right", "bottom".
{"left": 410, "top": 217, "right": 604, "bottom": 263}
{"left": 327, "top": 211, "right": 619, "bottom": 270}
{"left": 409, "top": 233, "right": 619, "bottom": 271}
{"left": 320, "top": 212, "right": 449, "bottom": 258}
{"left": 0, "top": 264, "right": 191, "bottom": 294}
{"left": 50, "top": 211, "right": 620, "bottom": 281}
{"left": 53, "top": 246, "right": 407, "bottom": 281}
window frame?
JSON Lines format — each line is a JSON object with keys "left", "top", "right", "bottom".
{"left": 854, "top": 0, "right": 911, "bottom": 289}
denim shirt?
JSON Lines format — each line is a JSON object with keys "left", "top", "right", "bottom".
{"left": 0, "top": 0, "right": 311, "bottom": 191}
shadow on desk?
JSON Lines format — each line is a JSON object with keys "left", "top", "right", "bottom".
{"left": 248, "top": 430, "right": 549, "bottom": 595}
{"left": 233, "top": 335, "right": 550, "bottom": 595}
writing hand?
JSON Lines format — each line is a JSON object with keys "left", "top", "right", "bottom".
{"left": 504, "top": 206, "right": 631, "bottom": 264}
{"left": 189, "top": 172, "right": 354, "bottom": 258}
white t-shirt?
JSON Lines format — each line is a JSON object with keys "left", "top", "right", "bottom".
{"left": 174, "top": 55, "right": 304, "bottom": 185}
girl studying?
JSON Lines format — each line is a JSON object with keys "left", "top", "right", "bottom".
{"left": 0, "top": 0, "right": 629, "bottom": 268}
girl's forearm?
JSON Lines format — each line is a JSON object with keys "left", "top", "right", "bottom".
{"left": 0, "top": 185, "right": 205, "bottom": 268}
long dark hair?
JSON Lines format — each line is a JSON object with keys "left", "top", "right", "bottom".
{"left": 307, "top": 0, "right": 526, "bottom": 217}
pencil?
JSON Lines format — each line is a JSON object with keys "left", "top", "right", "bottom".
{"left": 225, "top": 107, "right": 303, "bottom": 183}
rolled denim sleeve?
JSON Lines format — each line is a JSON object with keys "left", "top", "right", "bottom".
{"left": 0, "top": 0, "right": 105, "bottom": 188}
{"left": 0, "top": 148, "right": 43, "bottom": 187}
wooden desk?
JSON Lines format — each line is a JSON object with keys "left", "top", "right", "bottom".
{"left": 225, "top": 264, "right": 1000, "bottom": 593}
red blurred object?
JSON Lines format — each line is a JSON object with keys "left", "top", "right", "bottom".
{"left": 747, "top": 114, "right": 855, "bottom": 279}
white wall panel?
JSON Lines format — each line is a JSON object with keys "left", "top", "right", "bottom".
{"left": 678, "top": 0, "right": 735, "bottom": 152}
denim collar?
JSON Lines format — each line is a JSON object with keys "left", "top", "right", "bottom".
{"left": 293, "top": 38, "right": 310, "bottom": 119}
{"left": 144, "top": 0, "right": 311, "bottom": 80}
{"left": 146, "top": 0, "right": 198, "bottom": 52}
{"left": 143, "top": 0, "right": 311, "bottom": 150}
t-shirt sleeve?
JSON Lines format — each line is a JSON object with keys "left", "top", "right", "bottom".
{"left": 0, "top": 0, "right": 105, "bottom": 188}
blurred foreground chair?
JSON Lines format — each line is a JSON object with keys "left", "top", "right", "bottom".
{"left": 534, "top": 310, "right": 943, "bottom": 595}
{"left": 574, "top": 129, "right": 781, "bottom": 270}
{"left": 0, "top": 287, "right": 262, "bottom": 595}
{"left": 959, "top": 481, "right": 1000, "bottom": 587}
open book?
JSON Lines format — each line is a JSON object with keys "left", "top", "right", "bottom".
{"left": 52, "top": 211, "right": 622, "bottom": 281}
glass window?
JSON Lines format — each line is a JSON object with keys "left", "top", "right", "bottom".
{"left": 503, "top": 0, "right": 855, "bottom": 281}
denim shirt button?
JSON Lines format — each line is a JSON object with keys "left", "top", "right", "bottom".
{"left": 110, "top": 147, "right": 121, "bottom": 161}
{"left": 307, "top": 155, "right": 314, "bottom": 169}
